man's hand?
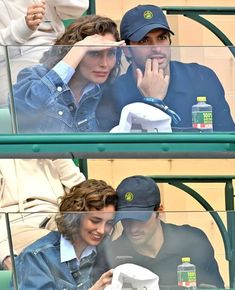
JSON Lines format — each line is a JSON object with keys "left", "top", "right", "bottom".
{"left": 136, "top": 58, "right": 169, "bottom": 100}
{"left": 25, "top": 1, "right": 46, "bottom": 31}
{"left": 2, "top": 256, "right": 12, "bottom": 270}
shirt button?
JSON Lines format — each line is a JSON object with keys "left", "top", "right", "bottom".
{"left": 58, "top": 110, "right": 63, "bottom": 116}
{"left": 57, "top": 86, "right": 62, "bottom": 92}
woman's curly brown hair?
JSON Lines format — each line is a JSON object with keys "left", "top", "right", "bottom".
{"left": 40, "top": 15, "right": 122, "bottom": 82}
{"left": 55, "top": 179, "right": 118, "bottom": 243}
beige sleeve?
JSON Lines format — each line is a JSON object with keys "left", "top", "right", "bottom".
{"left": 52, "top": 159, "right": 86, "bottom": 190}
{"left": 52, "top": 0, "right": 89, "bottom": 19}
{"left": 0, "top": 168, "right": 17, "bottom": 263}
{"left": 0, "top": 214, "right": 14, "bottom": 263}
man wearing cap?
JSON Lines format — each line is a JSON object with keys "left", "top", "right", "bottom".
{"left": 105, "top": 175, "right": 224, "bottom": 288}
{"left": 99, "top": 4, "right": 235, "bottom": 132}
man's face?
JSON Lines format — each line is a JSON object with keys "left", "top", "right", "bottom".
{"left": 128, "top": 29, "right": 171, "bottom": 72}
{"left": 121, "top": 212, "right": 158, "bottom": 246}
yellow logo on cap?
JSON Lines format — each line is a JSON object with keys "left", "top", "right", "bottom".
{"left": 143, "top": 10, "right": 153, "bottom": 19}
{"left": 125, "top": 192, "right": 134, "bottom": 202}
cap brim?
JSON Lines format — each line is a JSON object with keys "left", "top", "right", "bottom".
{"left": 128, "top": 23, "right": 174, "bottom": 42}
{"left": 115, "top": 210, "right": 153, "bottom": 223}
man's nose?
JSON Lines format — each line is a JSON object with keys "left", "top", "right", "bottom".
{"left": 151, "top": 44, "right": 162, "bottom": 53}
{"left": 125, "top": 220, "right": 140, "bottom": 232}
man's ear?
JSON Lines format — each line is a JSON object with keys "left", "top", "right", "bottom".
{"left": 155, "top": 204, "right": 164, "bottom": 218}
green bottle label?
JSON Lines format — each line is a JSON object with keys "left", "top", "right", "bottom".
{"left": 192, "top": 111, "right": 213, "bottom": 129}
{"left": 178, "top": 270, "right": 197, "bottom": 287}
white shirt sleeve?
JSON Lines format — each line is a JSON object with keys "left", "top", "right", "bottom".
{"left": 0, "top": 16, "right": 34, "bottom": 45}
{"left": 52, "top": 0, "right": 89, "bottom": 19}
{"left": 52, "top": 60, "right": 75, "bottom": 84}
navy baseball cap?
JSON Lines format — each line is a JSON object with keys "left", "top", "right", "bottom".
{"left": 115, "top": 175, "right": 161, "bottom": 222}
{"left": 120, "top": 5, "right": 174, "bottom": 42}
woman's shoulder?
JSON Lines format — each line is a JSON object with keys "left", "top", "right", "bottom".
{"left": 18, "top": 231, "right": 60, "bottom": 257}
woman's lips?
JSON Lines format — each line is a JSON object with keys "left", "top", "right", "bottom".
{"left": 93, "top": 71, "right": 109, "bottom": 77}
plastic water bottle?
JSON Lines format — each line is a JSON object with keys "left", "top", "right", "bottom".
{"left": 192, "top": 96, "right": 213, "bottom": 132}
{"left": 177, "top": 257, "right": 197, "bottom": 289}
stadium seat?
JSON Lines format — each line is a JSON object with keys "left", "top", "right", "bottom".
{"left": 0, "top": 108, "right": 12, "bottom": 133}
{"left": 0, "top": 270, "right": 12, "bottom": 290}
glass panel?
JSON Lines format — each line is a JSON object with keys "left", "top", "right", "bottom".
{"left": 0, "top": 46, "right": 13, "bottom": 133}
{"left": 0, "top": 213, "right": 14, "bottom": 289}
{"left": 2, "top": 45, "right": 234, "bottom": 134}
{"left": 6, "top": 210, "right": 231, "bottom": 289}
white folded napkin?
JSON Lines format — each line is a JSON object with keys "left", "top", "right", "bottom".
{"left": 110, "top": 102, "right": 172, "bottom": 133}
{"left": 104, "top": 263, "right": 159, "bottom": 290}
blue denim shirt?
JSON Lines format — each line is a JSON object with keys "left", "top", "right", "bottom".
{"left": 12, "top": 65, "right": 105, "bottom": 133}
{"left": 11, "top": 231, "right": 102, "bottom": 290}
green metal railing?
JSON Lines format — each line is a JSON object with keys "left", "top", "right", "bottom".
{"left": 161, "top": 6, "right": 235, "bottom": 57}
{"left": 0, "top": 133, "right": 235, "bottom": 158}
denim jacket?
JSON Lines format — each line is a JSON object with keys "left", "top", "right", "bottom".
{"left": 12, "top": 65, "right": 105, "bottom": 133}
{"left": 11, "top": 231, "right": 106, "bottom": 290}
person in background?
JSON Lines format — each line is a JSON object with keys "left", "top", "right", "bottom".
{"left": 12, "top": 14, "right": 124, "bottom": 133}
{"left": 105, "top": 175, "right": 224, "bottom": 288}
{"left": 101, "top": 4, "right": 235, "bottom": 132}
{"left": 12, "top": 179, "right": 117, "bottom": 290}
{"left": 0, "top": 158, "right": 85, "bottom": 270}
{"left": 0, "top": 0, "right": 89, "bottom": 107}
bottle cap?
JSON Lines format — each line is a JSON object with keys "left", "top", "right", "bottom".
{"left": 197, "top": 96, "right": 206, "bottom": 102}
{"left": 182, "top": 257, "right": 190, "bottom": 263}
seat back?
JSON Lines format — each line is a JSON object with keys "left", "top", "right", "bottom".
{"left": 0, "top": 108, "right": 12, "bottom": 133}
{"left": 0, "top": 270, "right": 12, "bottom": 290}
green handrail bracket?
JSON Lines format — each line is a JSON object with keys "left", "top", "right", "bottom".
{"left": 88, "top": 0, "right": 96, "bottom": 15}
{"left": 161, "top": 6, "right": 235, "bottom": 57}
{"left": 150, "top": 175, "right": 235, "bottom": 287}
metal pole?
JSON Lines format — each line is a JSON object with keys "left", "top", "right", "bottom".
{"left": 5, "top": 213, "right": 18, "bottom": 290}
{"left": 87, "top": 0, "right": 96, "bottom": 15}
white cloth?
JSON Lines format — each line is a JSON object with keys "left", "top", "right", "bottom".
{"left": 105, "top": 263, "right": 160, "bottom": 290}
{"left": 110, "top": 102, "right": 172, "bottom": 133}
{"left": 0, "top": 0, "right": 89, "bottom": 45}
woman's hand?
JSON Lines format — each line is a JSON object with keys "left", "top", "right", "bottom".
{"left": 89, "top": 269, "right": 113, "bottom": 290}
{"left": 79, "top": 34, "right": 125, "bottom": 50}
{"left": 63, "top": 34, "right": 125, "bottom": 69}
{"left": 25, "top": 0, "right": 46, "bottom": 31}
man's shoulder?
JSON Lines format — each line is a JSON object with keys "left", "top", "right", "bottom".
{"left": 171, "top": 60, "right": 214, "bottom": 74}
{"left": 164, "top": 222, "right": 208, "bottom": 241}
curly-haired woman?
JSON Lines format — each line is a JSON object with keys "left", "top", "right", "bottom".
{"left": 13, "top": 15, "right": 124, "bottom": 133}
{"left": 12, "top": 179, "right": 118, "bottom": 290}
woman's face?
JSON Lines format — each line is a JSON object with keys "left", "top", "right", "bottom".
{"left": 77, "top": 205, "right": 115, "bottom": 247}
{"left": 77, "top": 33, "right": 117, "bottom": 85}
